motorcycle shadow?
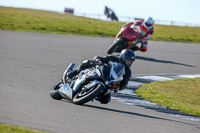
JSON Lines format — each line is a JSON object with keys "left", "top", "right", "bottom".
{"left": 57, "top": 98, "right": 198, "bottom": 125}
{"left": 84, "top": 104, "right": 163, "bottom": 120}
{"left": 136, "top": 56, "right": 195, "bottom": 67}
{"left": 83, "top": 104, "right": 197, "bottom": 125}
{"left": 61, "top": 99, "right": 73, "bottom": 103}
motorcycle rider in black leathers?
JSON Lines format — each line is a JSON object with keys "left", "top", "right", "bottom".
{"left": 66, "top": 49, "right": 136, "bottom": 104}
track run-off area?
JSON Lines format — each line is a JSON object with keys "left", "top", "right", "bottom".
{"left": 0, "top": 31, "right": 200, "bottom": 133}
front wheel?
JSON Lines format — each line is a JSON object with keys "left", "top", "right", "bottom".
{"left": 73, "top": 84, "right": 104, "bottom": 105}
{"left": 107, "top": 39, "right": 124, "bottom": 54}
{"left": 50, "top": 81, "right": 63, "bottom": 100}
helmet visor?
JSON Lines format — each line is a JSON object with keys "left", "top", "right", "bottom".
{"left": 145, "top": 22, "right": 152, "bottom": 27}
{"left": 124, "top": 58, "right": 133, "bottom": 67}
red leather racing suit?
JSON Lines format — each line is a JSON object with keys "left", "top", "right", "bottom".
{"left": 126, "top": 19, "right": 154, "bottom": 51}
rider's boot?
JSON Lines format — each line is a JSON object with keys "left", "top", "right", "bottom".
{"left": 132, "top": 46, "right": 140, "bottom": 51}
{"left": 96, "top": 90, "right": 111, "bottom": 104}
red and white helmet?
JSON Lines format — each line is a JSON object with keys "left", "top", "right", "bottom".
{"left": 143, "top": 17, "right": 154, "bottom": 29}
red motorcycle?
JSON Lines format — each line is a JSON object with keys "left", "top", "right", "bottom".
{"left": 107, "top": 24, "right": 141, "bottom": 54}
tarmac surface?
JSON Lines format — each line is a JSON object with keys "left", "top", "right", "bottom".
{"left": 0, "top": 31, "right": 200, "bottom": 133}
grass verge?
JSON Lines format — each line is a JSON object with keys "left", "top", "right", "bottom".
{"left": 1, "top": 6, "right": 200, "bottom": 43}
{"left": 0, "top": 123, "right": 46, "bottom": 133}
{"left": 135, "top": 78, "right": 200, "bottom": 117}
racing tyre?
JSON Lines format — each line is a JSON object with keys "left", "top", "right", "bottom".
{"left": 107, "top": 40, "right": 123, "bottom": 54}
{"left": 73, "top": 84, "right": 104, "bottom": 105}
{"left": 50, "top": 81, "right": 63, "bottom": 100}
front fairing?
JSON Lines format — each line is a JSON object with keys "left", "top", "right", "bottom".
{"left": 114, "top": 30, "right": 123, "bottom": 41}
{"left": 59, "top": 67, "right": 104, "bottom": 100}
{"left": 113, "top": 25, "right": 140, "bottom": 50}
{"left": 122, "top": 26, "right": 140, "bottom": 41}
{"left": 73, "top": 67, "right": 104, "bottom": 92}
{"left": 115, "top": 25, "right": 140, "bottom": 41}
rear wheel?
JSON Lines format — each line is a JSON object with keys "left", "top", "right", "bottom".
{"left": 107, "top": 40, "right": 124, "bottom": 54}
{"left": 73, "top": 84, "right": 104, "bottom": 105}
{"left": 50, "top": 81, "right": 63, "bottom": 100}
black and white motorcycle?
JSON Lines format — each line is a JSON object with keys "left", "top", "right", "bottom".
{"left": 50, "top": 62, "right": 125, "bottom": 105}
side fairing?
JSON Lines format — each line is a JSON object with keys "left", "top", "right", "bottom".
{"left": 72, "top": 67, "right": 100, "bottom": 92}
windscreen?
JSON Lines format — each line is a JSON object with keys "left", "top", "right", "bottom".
{"left": 113, "top": 63, "right": 125, "bottom": 78}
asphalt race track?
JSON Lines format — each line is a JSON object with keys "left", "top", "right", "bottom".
{"left": 0, "top": 31, "right": 200, "bottom": 133}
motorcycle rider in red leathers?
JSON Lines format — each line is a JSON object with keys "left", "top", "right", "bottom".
{"left": 124, "top": 17, "right": 154, "bottom": 52}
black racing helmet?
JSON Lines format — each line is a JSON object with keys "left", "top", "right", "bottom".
{"left": 119, "top": 49, "right": 136, "bottom": 68}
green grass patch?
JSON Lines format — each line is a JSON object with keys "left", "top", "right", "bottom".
{"left": 135, "top": 78, "right": 200, "bottom": 117}
{"left": 0, "top": 6, "right": 121, "bottom": 37}
{"left": 152, "top": 25, "right": 200, "bottom": 43}
{"left": 0, "top": 123, "right": 46, "bottom": 133}
{"left": 1, "top": 6, "right": 200, "bottom": 43}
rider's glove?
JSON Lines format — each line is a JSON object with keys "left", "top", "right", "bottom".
{"left": 95, "top": 58, "right": 103, "bottom": 65}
